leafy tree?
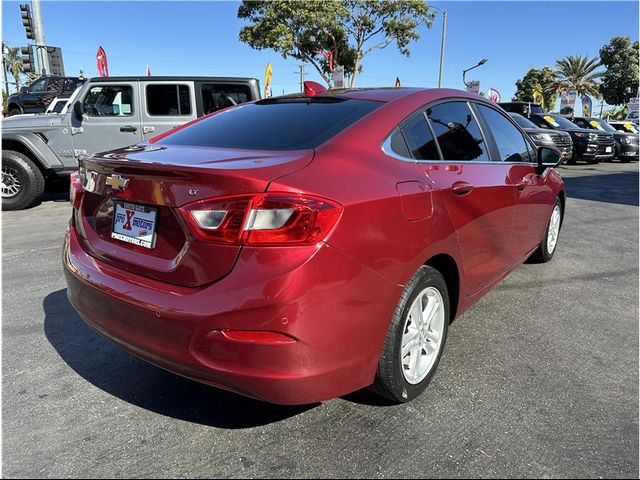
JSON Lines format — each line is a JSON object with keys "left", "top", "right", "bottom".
{"left": 556, "top": 54, "right": 602, "bottom": 97}
{"left": 599, "top": 36, "right": 639, "bottom": 106}
{"left": 237, "top": 0, "right": 432, "bottom": 87}
{"left": 512, "top": 67, "right": 558, "bottom": 111}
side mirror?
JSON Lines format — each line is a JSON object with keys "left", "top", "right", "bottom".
{"left": 73, "top": 101, "right": 84, "bottom": 120}
{"left": 537, "top": 146, "right": 561, "bottom": 172}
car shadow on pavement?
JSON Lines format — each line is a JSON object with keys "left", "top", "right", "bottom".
{"left": 562, "top": 170, "right": 639, "bottom": 206}
{"left": 43, "top": 289, "right": 317, "bottom": 428}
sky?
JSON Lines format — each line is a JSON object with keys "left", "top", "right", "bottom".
{"left": 1, "top": 0, "right": 638, "bottom": 107}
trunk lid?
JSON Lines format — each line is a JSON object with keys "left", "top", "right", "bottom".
{"left": 75, "top": 144, "right": 313, "bottom": 287}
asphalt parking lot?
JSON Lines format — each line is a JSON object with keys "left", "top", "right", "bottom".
{"left": 2, "top": 161, "right": 638, "bottom": 478}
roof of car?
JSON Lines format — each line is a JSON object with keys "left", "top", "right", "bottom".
{"left": 89, "top": 76, "right": 259, "bottom": 83}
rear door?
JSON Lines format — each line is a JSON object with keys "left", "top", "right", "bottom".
{"left": 70, "top": 81, "right": 143, "bottom": 155}
{"left": 474, "top": 102, "right": 552, "bottom": 260}
{"left": 413, "top": 100, "right": 517, "bottom": 295}
{"left": 140, "top": 81, "right": 198, "bottom": 141}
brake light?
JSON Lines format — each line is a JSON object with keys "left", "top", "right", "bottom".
{"left": 69, "top": 171, "right": 83, "bottom": 209}
{"left": 179, "top": 193, "right": 342, "bottom": 246}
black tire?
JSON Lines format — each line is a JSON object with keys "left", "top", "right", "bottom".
{"left": 528, "top": 198, "right": 562, "bottom": 264}
{"left": 8, "top": 106, "right": 22, "bottom": 116}
{"left": 2, "top": 150, "right": 45, "bottom": 211}
{"left": 585, "top": 157, "right": 600, "bottom": 165}
{"left": 371, "top": 266, "right": 450, "bottom": 403}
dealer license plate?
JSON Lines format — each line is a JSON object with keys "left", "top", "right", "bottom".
{"left": 605, "top": 146, "right": 612, "bottom": 153}
{"left": 111, "top": 201, "right": 158, "bottom": 249}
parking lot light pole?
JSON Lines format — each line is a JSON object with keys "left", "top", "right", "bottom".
{"left": 462, "top": 58, "right": 487, "bottom": 89}
{"left": 430, "top": 5, "right": 447, "bottom": 88}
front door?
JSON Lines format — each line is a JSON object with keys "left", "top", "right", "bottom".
{"left": 70, "top": 81, "right": 143, "bottom": 156}
{"left": 474, "top": 103, "right": 554, "bottom": 259}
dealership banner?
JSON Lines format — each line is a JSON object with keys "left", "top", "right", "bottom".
{"left": 533, "top": 89, "right": 544, "bottom": 109}
{"left": 560, "top": 90, "right": 577, "bottom": 114}
{"left": 581, "top": 95, "right": 592, "bottom": 117}
{"left": 96, "top": 46, "right": 108, "bottom": 77}
{"left": 264, "top": 63, "right": 272, "bottom": 98}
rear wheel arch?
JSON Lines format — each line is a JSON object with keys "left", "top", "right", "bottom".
{"left": 424, "top": 253, "right": 460, "bottom": 322}
{"left": 8, "top": 103, "right": 22, "bottom": 115}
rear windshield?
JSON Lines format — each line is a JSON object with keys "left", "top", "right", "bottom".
{"left": 157, "top": 97, "right": 381, "bottom": 150}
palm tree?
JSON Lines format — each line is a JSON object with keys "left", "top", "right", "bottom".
{"left": 6, "top": 47, "right": 23, "bottom": 91}
{"left": 556, "top": 54, "right": 602, "bottom": 97}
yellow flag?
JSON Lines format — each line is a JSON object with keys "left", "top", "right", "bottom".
{"left": 264, "top": 63, "right": 273, "bottom": 98}
{"left": 394, "top": 77, "right": 401, "bottom": 88}
{"left": 533, "top": 89, "right": 545, "bottom": 109}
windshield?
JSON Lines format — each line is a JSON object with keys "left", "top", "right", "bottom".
{"left": 538, "top": 114, "right": 580, "bottom": 130}
{"left": 588, "top": 118, "right": 617, "bottom": 133}
{"left": 157, "top": 97, "right": 382, "bottom": 150}
{"left": 617, "top": 122, "right": 639, "bottom": 134}
{"left": 509, "top": 113, "right": 538, "bottom": 129}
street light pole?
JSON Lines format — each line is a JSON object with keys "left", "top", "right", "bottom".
{"left": 430, "top": 6, "right": 447, "bottom": 88}
{"left": 462, "top": 58, "right": 487, "bottom": 89}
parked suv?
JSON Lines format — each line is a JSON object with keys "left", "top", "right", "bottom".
{"left": 2, "top": 76, "right": 261, "bottom": 210}
{"left": 509, "top": 113, "right": 572, "bottom": 162}
{"left": 517, "top": 112, "right": 613, "bottom": 164}
{"left": 6, "top": 76, "right": 86, "bottom": 116}
{"left": 571, "top": 116, "right": 638, "bottom": 162}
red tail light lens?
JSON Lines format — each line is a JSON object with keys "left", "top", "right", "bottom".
{"left": 69, "top": 171, "right": 83, "bottom": 209}
{"left": 179, "top": 193, "right": 342, "bottom": 246}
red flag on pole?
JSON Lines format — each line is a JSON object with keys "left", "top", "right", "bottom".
{"left": 96, "top": 46, "right": 109, "bottom": 77}
{"left": 146, "top": 65, "right": 151, "bottom": 77}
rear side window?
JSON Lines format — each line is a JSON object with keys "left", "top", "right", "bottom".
{"left": 426, "top": 102, "right": 489, "bottom": 161}
{"left": 157, "top": 98, "right": 381, "bottom": 150}
{"left": 147, "top": 84, "right": 191, "bottom": 116}
{"left": 201, "top": 84, "right": 252, "bottom": 114}
{"left": 400, "top": 113, "right": 439, "bottom": 160}
{"left": 388, "top": 130, "right": 411, "bottom": 158}
{"left": 477, "top": 104, "right": 533, "bottom": 162}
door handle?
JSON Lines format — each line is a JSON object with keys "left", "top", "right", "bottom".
{"left": 452, "top": 181, "right": 474, "bottom": 196}
{"left": 120, "top": 126, "right": 138, "bottom": 133}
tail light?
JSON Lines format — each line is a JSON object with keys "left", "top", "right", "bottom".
{"left": 180, "top": 193, "right": 342, "bottom": 246}
{"left": 69, "top": 171, "right": 84, "bottom": 209}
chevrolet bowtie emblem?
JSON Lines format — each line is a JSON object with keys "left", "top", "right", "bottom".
{"left": 105, "top": 174, "right": 129, "bottom": 191}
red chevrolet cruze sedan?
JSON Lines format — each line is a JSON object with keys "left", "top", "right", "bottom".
{"left": 63, "top": 86, "right": 565, "bottom": 405}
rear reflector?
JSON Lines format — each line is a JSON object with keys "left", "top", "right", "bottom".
{"left": 70, "top": 171, "right": 83, "bottom": 209}
{"left": 221, "top": 330, "right": 296, "bottom": 344}
{"left": 179, "top": 193, "right": 342, "bottom": 246}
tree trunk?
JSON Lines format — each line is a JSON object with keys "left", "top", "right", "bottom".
{"left": 349, "top": 51, "right": 361, "bottom": 88}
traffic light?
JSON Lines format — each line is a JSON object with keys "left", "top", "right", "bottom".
{"left": 20, "top": 4, "right": 34, "bottom": 40}
{"left": 21, "top": 46, "right": 34, "bottom": 73}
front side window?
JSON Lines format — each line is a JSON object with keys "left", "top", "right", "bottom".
{"left": 82, "top": 85, "right": 133, "bottom": 117}
{"left": 426, "top": 102, "right": 489, "bottom": 161}
{"left": 201, "top": 84, "right": 252, "bottom": 114}
{"left": 400, "top": 112, "right": 439, "bottom": 160}
{"left": 28, "top": 78, "right": 47, "bottom": 93}
{"left": 147, "top": 84, "right": 191, "bottom": 116}
{"left": 157, "top": 97, "right": 381, "bottom": 150}
{"left": 477, "top": 104, "right": 532, "bottom": 162}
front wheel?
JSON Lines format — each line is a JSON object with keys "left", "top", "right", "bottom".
{"left": 371, "top": 266, "right": 449, "bottom": 403}
{"left": 529, "top": 198, "right": 562, "bottom": 263}
{"left": 2, "top": 150, "right": 45, "bottom": 210}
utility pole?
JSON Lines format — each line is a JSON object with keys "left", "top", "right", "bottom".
{"left": 298, "top": 63, "right": 306, "bottom": 92}
{"left": 430, "top": 6, "right": 447, "bottom": 88}
{"left": 31, "top": 0, "right": 49, "bottom": 75}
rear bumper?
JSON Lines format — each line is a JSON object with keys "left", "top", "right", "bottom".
{"left": 63, "top": 225, "right": 401, "bottom": 405}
